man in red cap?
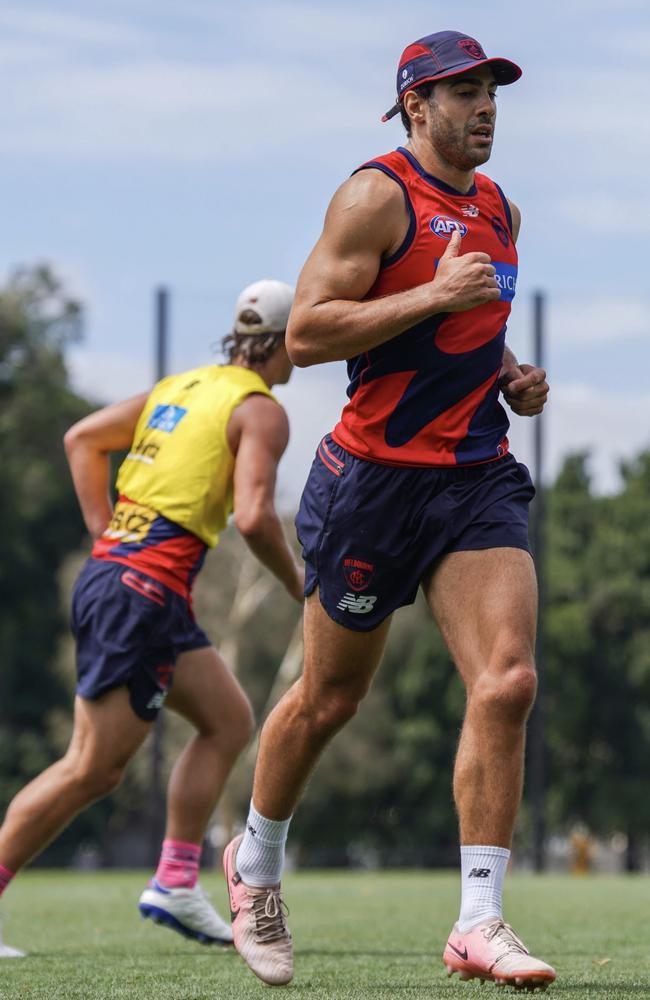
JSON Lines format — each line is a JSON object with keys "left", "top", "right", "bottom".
{"left": 224, "top": 31, "right": 556, "bottom": 991}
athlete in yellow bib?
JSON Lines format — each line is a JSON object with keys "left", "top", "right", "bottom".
{"left": 0, "top": 279, "right": 304, "bottom": 954}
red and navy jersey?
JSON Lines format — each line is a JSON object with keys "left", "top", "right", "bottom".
{"left": 332, "top": 146, "right": 517, "bottom": 467}
{"left": 91, "top": 496, "right": 207, "bottom": 599}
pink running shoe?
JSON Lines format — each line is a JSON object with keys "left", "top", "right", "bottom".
{"left": 443, "top": 918, "right": 556, "bottom": 991}
{"left": 223, "top": 834, "right": 293, "bottom": 986}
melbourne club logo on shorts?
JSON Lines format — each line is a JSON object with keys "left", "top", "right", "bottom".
{"left": 338, "top": 556, "right": 378, "bottom": 613}
{"left": 343, "top": 557, "right": 375, "bottom": 592}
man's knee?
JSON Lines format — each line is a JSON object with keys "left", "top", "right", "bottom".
{"left": 220, "top": 696, "right": 255, "bottom": 753}
{"left": 300, "top": 685, "right": 366, "bottom": 739}
{"left": 69, "top": 757, "right": 127, "bottom": 800}
{"left": 200, "top": 693, "right": 255, "bottom": 755}
{"left": 474, "top": 657, "right": 537, "bottom": 722}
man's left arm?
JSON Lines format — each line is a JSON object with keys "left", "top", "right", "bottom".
{"left": 500, "top": 199, "right": 549, "bottom": 417}
{"left": 230, "top": 395, "right": 305, "bottom": 603}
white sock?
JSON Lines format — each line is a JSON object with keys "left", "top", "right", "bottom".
{"left": 235, "top": 802, "right": 292, "bottom": 888}
{"left": 457, "top": 845, "right": 510, "bottom": 932}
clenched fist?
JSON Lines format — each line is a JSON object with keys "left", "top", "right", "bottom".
{"left": 431, "top": 229, "right": 502, "bottom": 312}
{"left": 500, "top": 364, "right": 549, "bottom": 416}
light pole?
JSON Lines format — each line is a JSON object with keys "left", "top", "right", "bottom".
{"left": 529, "top": 289, "right": 547, "bottom": 872}
{"left": 149, "top": 285, "right": 169, "bottom": 864}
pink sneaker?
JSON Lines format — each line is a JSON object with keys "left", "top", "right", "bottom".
{"left": 223, "top": 834, "right": 293, "bottom": 986}
{"left": 443, "top": 918, "right": 556, "bottom": 991}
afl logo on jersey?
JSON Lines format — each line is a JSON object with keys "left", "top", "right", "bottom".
{"left": 430, "top": 216, "right": 468, "bottom": 240}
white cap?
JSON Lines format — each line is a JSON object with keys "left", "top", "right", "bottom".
{"left": 234, "top": 278, "right": 295, "bottom": 335}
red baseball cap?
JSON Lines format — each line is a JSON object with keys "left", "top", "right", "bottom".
{"left": 382, "top": 30, "right": 522, "bottom": 122}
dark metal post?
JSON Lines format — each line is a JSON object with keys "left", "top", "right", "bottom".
{"left": 529, "top": 290, "right": 547, "bottom": 872}
{"left": 149, "top": 286, "right": 169, "bottom": 864}
{"left": 155, "top": 286, "right": 169, "bottom": 384}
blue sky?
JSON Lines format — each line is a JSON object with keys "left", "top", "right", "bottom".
{"left": 2, "top": 0, "right": 649, "bottom": 506}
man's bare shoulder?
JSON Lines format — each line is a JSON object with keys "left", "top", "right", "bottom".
{"left": 323, "top": 168, "right": 408, "bottom": 254}
{"left": 328, "top": 167, "right": 405, "bottom": 219}
{"left": 507, "top": 198, "right": 521, "bottom": 243}
{"left": 230, "top": 392, "right": 289, "bottom": 452}
{"left": 233, "top": 392, "right": 286, "bottom": 425}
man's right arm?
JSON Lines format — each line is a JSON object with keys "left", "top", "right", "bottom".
{"left": 286, "top": 169, "right": 500, "bottom": 368}
{"left": 229, "top": 395, "right": 304, "bottom": 603}
{"left": 64, "top": 393, "right": 149, "bottom": 539}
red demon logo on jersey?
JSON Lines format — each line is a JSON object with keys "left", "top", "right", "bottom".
{"left": 458, "top": 38, "right": 485, "bottom": 61}
{"left": 343, "top": 558, "right": 375, "bottom": 592}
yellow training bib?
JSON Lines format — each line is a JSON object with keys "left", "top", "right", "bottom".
{"left": 116, "top": 365, "right": 276, "bottom": 547}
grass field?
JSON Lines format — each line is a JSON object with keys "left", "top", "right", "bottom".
{"left": 0, "top": 870, "right": 647, "bottom": 999}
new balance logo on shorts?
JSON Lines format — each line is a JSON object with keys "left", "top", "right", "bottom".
{"left": 336, "top": 593, "right": 378, "bottom": 614}
{"left": 468, "top": 867, "right": 492, "bottom": 878}
{"left": 146, "top": 690, "right": 167, "bottom": 711}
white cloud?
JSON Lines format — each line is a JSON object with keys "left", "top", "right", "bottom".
{"left": 549, "top": 296, "right": 649, "bottom": 347}
{"left": 0, "top": 1, "right": 645, "bottom": 182}
{"left": 0, "top": 7, "right": 144, "bottom": 47}
{"left": 0, "top": 52, "right": 373, "bottom": 162}
{"left": 68, "top": 347, "right": 152, "bottom": 403}
{"left": 557, "top": 194, "right": 646, "bottom": 235}
{"left": 509, "top": 381, "right": 650, "bottom": 494}
{"left": 0, "top": 39, "right": 53, "bottom": 62}
{"left": 550, "top": 383, "right": 650, "bottom": 491}
{"left": 605, "top": 26, "right": 650, "bottom": 54}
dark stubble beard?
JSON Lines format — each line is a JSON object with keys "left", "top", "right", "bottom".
{"left": 427, "top": 99, "right": 493, "bottom": 171}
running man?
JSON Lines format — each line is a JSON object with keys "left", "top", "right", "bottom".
{"left": 0, "top": 279, "right": 303, "bottom": 956}
{"left": 224, "top": 32, "right": 555, "bottom": 991}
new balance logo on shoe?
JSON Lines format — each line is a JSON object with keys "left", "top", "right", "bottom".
{"left": 336, "top": 593, "right": 378, "bottom": 614}
{"left": 468, "top": 868, "right": 491, "bottom": 878}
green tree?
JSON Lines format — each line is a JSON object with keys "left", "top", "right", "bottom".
{"left": 0, "top": 265, "right": 93, "bottom": 843}
{"left": 545, "top": 452, "right": 650, "bottom": 868}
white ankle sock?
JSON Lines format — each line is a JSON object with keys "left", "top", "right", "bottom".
{"left": 457, "top": 845, "right": 510, "bottom": 932}
{"left": 235, "top": 802, "right": 292, "bottom": 888}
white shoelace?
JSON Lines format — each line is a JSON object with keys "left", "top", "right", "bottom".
{"left": 251, "top": 889, "right": 290, "bottom": 944}
{"left": 481, "top": 920, "right": 529, "bottom": 966}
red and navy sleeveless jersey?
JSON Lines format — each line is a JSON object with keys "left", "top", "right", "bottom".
{"left": 91, "top": 495, "right": 207, "bottom": 599}
{"left": 332, "top": 146, "right": 517, "bottom": 467}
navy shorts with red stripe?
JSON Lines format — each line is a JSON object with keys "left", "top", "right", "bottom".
{"left": 71, "top": 558, "right": 210, "bottom": 720}
{"left": 295, "top": 436, "right": 535, "bottom": 633}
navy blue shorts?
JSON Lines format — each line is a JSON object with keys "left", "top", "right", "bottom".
{"left": 296, "top": 437, "right": 535, "bottom": 633}
{"left": 71, "top": 559, "right": 210, "bottom": 721}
